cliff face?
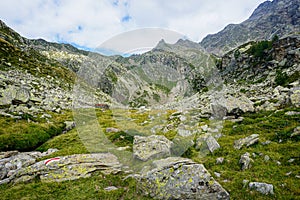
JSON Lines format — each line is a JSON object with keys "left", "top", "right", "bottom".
{"left": 200, "top": 0, "right": 300, "bottom": 56}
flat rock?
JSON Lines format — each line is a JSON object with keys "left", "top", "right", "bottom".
{"left": 0, "top": 153, "right": 121, "bottom": 184}
{"left": 249, "top": 182, "right": 274, "bottom": 195}
{"left": 139, "top": 157, "right": 230, "bottom": 200}
{"left": 133, "top": 135, "right": 172, "bottom": 161}
{"left": 234, "top": 134, "right": 259, "bottom": 149}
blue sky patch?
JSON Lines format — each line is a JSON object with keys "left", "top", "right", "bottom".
{"left": 121, "top": 15, "right": 132, "bottom": 22}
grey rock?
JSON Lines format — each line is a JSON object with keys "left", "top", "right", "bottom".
{"left": 206, "top": 135, "right": 221, "bottom": 153}
{"left": 239, "top": 152, "right": 252, "bottom": 170}
{"left": 133, "top": 135, "right": 172, "bottom": 161}
{"left": 211, "top": 103, "right": 227, "bottom": 119}
{"left": 264, "top": 155, "right": 270, "bottom": 162}
{"left": 139, "top": 157, "right": 230, "bottom": 200}
{"left": 41, "top": 148, "right": 59, "bottom": 157}
{"left": 63, "top": 121, "right": 76, "bottom": 133}
{"left": 285, "top": 171, "right": 292, "bottom": 176}
{"left": 14, "top": 88, "right": 30, "bottom": 104}
{"left": 214, "top": 172, "right": 221, "bottom": 178}
{"left": 196, "top": 134, "right": 220, "bottom": 155}
{"left": 216, "top": 157, "right": 224, "bottom": 164}
{"left": 104, "top": 186, "right": 118, "bottom": 191}
{"left": 290, "top": 89, "right": 300, "bottom": 107}
{"left": 6, "top": 153, "right": 122, "bottom": 184}
{"left": 249, "top": 182, "right": 274, "bottom": 195}
{"left": 177, "top": 128, "right": 192, "bottom": 137}
{"left": 215, "top": 95, "right": 254, "bottom": 116}
{"left": 0, "top": 165, "right": 7, "bottom": 179}
{"left": 234, "top": 134, "right": 259, "bottom": 149}
{"left": 291, "top": 126, "right": 300, "bottom": 138}
{"left": 285, "top": 111, "right": 300, "bottom": 116}
{"left": 261, "top": 140, "right": 271, "bottom": 145}
{"left": 106, "top": 127, "right": 120, "bottom": 133}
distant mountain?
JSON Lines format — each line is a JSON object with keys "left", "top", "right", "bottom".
{"left": 200, "top": 0, "right": 300, "bottom": 56}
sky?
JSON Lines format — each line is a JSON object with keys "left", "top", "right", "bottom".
{"left": 1, "top": 0, "right": 267, "bottom": 51}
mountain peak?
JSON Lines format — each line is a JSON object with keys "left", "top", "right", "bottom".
{"left": 200, "top": 0, "right": 300, "bottom": 56}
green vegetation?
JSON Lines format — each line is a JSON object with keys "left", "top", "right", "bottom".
{"left": 275, "top": 70, "right": 289, "bottom": 86}
{"left": 0, "top": 111, "right": 73, "bottom": 151}
{"left": 247, "top": 40, "right": 273, "bottom": 59}
{"left": 0, "top": 106, "right": 299, "bottom": 199}
{"left": 0, "top": 172, "right": 151, "bottom": 200}
{"left": 193, "top": 107, "right": 300, "bottom": 199}
{"left": 275, "top": 70, "right": 299, "bottom": 86}
{"left": 0, "top": 38, "right": 76, "bottom": 87}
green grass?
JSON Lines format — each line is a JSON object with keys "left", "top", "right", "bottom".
{"left": 0, "top": 38, "right": 76, "bottom": 87}
{"left": 0, "top": 172, "right": 152, "bottom": 200}
{"left": 193, "top": 107, "right": 300, "bottom": 199}
{"left": 0, "top": 107, "right": 299, "bottom": 199}
{"left": 0, "top": 110, "right": 74, "bottom": 151}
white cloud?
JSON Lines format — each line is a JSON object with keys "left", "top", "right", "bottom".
{"left": 0, "top": 0, "right": 266, "bottom": 49}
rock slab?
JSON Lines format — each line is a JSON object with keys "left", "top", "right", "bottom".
{"left": 133, "top": 135, "right": 172, "bottom": 161}
{"left": 234, "top": 134, "right": 259, "bottom": 149}
{"left": 139, "top": 157, "right": 230, "bottom": 200}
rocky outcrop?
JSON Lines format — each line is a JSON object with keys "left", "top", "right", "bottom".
{"left": 139, "top": 157, "right": 230, "bottom": 200}
{"left": 0, "top": 152, "right": 121, "bottom": 184}
{"left": 0, "top": 149, "right": 58, "bottom": 184}
{"left": 133, "top": 135, "right": 172, "bottom": 161}
{"left": 200, "top": 0, "right": 300, "bottom": 55}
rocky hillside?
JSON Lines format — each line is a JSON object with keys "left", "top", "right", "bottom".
{"left": 0, "top": 17, "right": 299, "bottom": 199}
{"left": 200, "top": 0, "right": 300, "bottom": 56}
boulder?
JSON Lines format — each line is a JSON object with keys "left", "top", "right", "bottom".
{"left": 234, "top": 134, "right": 259, "bottom": 149}
{"left": 215, "top": 95, "right": 254, "bottom": 116}
{"left": 139, "top": 157, "right": 230, "bottom": 200}
{"left": 211, "top": 103, "right": 227, "bottom": 119}
{"left": 133, "top": 135, "right": 172, "bottom": 161}
{"left": 1, "top": 153, "right": 121, "bottom": 184}
{"left": 196, "top": 134, "right": 220, "bottom": 155}
{"left": 239, "top": 152, "right": 252, "bottom": 170}
{"left": 290, "top": 88, "right": 300, "bottom": 107}
{"left": 177, "top": 128, "right": 192, "bottom": 137}
{"left": 13, "top": 88, "right": 30, "bottom": 104}
{"left": 0, "top": 85, "right": 16, "bottom": 106}
{"left": 249, "top": 182, "right": 274, "bottom": 195}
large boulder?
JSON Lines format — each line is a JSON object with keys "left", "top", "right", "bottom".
{"left": 0, "top": 85, "right": 16, "bottom": 106}
{"left": 13, "top": 88, "right": 30, "bottom": 104}
{"left": 0, "top": 152, "right": 121, "bottom": 184}
{"left": 215, "top": 95, "right": 254, "bottom": 116}
{"left": 139, "top": 157, "right": 230, "bottom": 199}
{"left": 133, "top": 135, "right": 173, "bottom": 161}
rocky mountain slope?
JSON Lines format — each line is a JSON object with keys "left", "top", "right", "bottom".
{"left": 0, "top": 9, "right": 299, "bottom": 199}
{"left": 200, "top": 0, "right": 300, "bottom": 56}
